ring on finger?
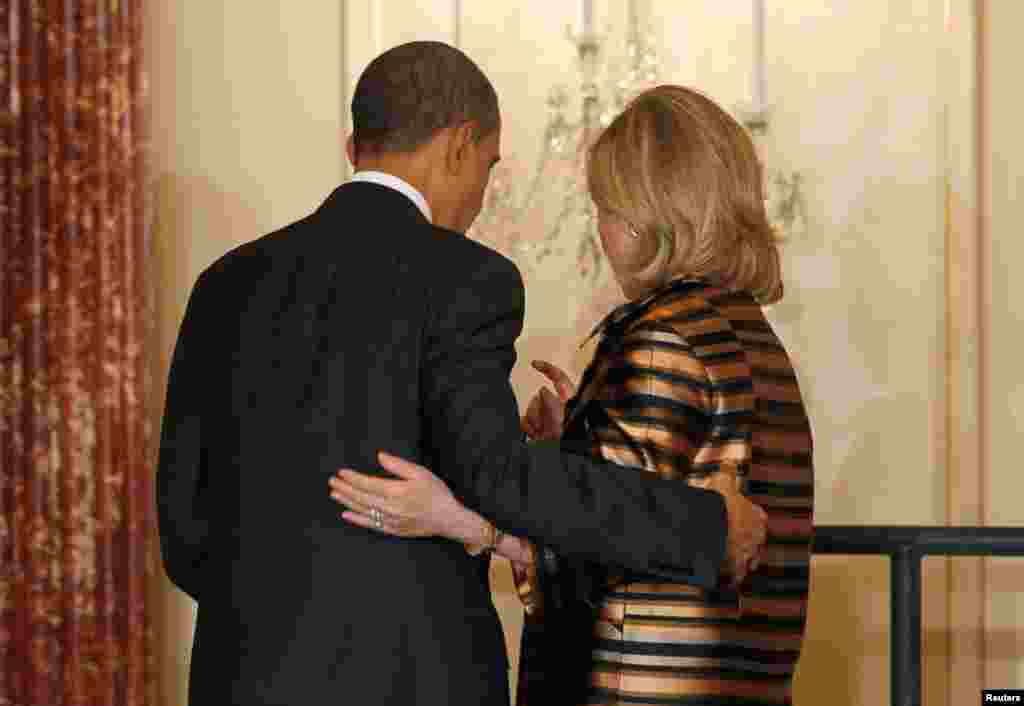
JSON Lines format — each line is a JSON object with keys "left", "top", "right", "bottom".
{"left": 369, "top": 507, "right": 385, "bottom": 529}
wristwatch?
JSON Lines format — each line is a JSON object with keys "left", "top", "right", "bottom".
{"left": 465, "top": 522, "right": 505, "bottom": 557}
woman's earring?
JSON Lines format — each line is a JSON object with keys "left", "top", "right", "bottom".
{"left": 628, "top": 225, "right": 640, "bottom": 239}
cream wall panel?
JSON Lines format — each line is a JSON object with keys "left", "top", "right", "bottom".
{"left": 342, "top": 0, "right": 380, "bottom": 169}
{"left": 941, "top": 2, "right": 985, "bottom": 702}
{"left": 378, "top": 0, "right": 457, "bottom": 47}
{"left": 149, "top": 0, "right": 344, "bottom": 277}
{"left": 983, "top": 0, "right": 1024, "bottom": 691}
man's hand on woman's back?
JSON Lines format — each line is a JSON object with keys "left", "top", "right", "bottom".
{"left": 697, "top": 470, "right": 768, "bottom": 586}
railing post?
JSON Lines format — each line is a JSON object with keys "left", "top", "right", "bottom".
{"left": 890, "top": 547, "right": 922, "bottom": 706}
{"left": 814, "top": 526, "right": 1024, "bottom": 706}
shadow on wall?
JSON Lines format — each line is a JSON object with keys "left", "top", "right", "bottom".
{"left": 146, "top": 172, "right": 262, "bottom": 706}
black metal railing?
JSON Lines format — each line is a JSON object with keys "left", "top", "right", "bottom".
{"left": 812, "top": 525, "right": 1024, "bottom": 706}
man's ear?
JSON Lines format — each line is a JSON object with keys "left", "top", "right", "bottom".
{"left": 345, "top": 134, "right": 357, "bottom": 168}
{"left": 444, "top": 121, "right": 478, "bottom": 175}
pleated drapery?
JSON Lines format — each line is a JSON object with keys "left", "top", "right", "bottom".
{"left": 0, "top": 1, "right": 152, "bottom": 704}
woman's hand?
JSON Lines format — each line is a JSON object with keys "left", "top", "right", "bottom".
{"left": 521, "top": 360, "right": 576, "bottom": 440}
{"left": 330, "top": 452, "right": 536, "bottom": 566}
{"left": 329, "top": 451, "right": 465, "bottom": 540}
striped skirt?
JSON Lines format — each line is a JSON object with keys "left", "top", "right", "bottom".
{"left": 516, "top": 578, "right": 805, "bottom": 706}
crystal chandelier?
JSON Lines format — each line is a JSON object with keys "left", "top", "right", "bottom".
{"left": 469, "top": 0, "right": 660, "bottom": 282}
{"left": 734, "top": 1, "right": 806, "bottom": 241}
{"left": 469, "top": 1, "right": 805, "bottom": 281}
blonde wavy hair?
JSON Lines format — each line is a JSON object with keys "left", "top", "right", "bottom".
{"left": 587, "top": 84, "right": 783, "bottom": 304}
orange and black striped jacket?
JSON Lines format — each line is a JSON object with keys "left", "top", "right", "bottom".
{"left": 513, "top": 277, "right": 814, "bottom": 706}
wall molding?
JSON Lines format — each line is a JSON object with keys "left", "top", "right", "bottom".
{"left": 943, "top": 1, "right": 984, "bottom": 702}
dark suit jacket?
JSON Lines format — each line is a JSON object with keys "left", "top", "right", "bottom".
{"left": 156, "top": 182, "right": 728, "bottom": 705}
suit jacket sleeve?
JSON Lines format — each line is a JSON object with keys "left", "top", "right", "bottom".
{"left": 421, "top": 250, "right": 727, "bottom": 588}
{"left": 156, "top": 269, "right": 214, "bottom": 601}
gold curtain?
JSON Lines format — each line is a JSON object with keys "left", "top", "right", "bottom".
{"left": 1, "top": 1, "right": 152, "bottom": 704}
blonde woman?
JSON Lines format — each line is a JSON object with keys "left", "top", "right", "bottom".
{"left": 331, "top": 85, "right": 814, "bottom": 705}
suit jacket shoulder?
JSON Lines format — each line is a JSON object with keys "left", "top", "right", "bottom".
{"left": 190, "top": 215, "right": 316, "bottom": 299}
{"left": 419, "top": 224, "right": 523, "bottom": 295}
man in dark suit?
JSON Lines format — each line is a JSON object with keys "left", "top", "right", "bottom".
{"left": 156, "top": 41, "right": 766, "bottom": 706}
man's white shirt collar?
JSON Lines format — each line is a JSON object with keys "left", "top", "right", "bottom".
{"left": 349, "top": 170, "right": 432, "bottom": 224}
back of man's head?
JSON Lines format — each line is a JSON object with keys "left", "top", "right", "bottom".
{"left": 351, "top": 41, "right": 499, "bottom": 158}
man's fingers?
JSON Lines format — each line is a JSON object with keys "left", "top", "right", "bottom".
{"left": 703, "top": 468, "right": 743, "bottom": 494}
{"left": 713, "top": 471, "right": 768, "bottom": 587}
{"left": 734, "top": 545, "right": 762, "bottom": 584}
